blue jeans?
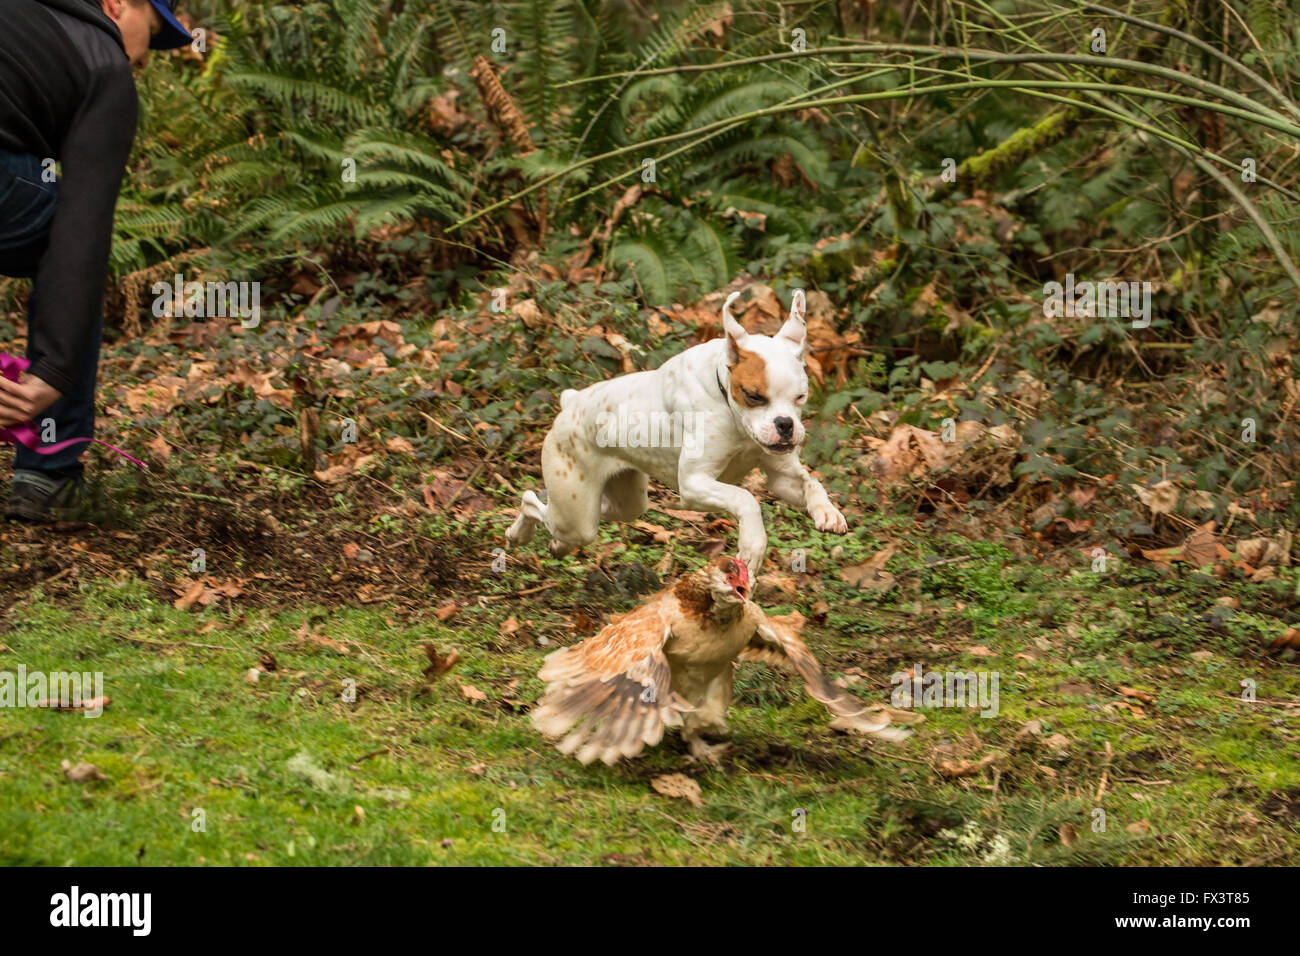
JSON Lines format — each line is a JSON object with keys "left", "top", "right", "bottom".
{"left": 0, "top": 150, "right": 103, "bottom": 477}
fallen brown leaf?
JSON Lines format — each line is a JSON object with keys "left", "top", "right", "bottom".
{"left": 756, "top": 570, "right": 798, "bottom": 600}
{"left": 651, "top": 773, "right": 703, "bottom": 807}
{"left": 839, "top": 542, "right": 898, "bottom": 591}
{"left": 1131, "top": 480, "right": 1179, "bottom": 516}
{"left": 632, "top": 521, "right": 674, "bottom": 544}
{"left": 422, "top": 645, "right": 459, "bottom": 681}
{"left": 937, "top": 753, "right": 1001, "bottom": 778}
{"left": 61, "top": 760, "right": 107, "bottom": 783}
{"left": 1118, "top": 686, "right": 1156, "bottom": 704}
{"left": 1268, "top": 627, "right": 1300, "bottom": 653}
{"left": 173, "top": 579, "right": 207, "bottom": 611}
{"left": 657, "top": 507, "right": 708, "bottom": 522}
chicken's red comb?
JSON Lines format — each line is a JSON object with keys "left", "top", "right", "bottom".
{"left": 730, "top": 556, "right": 748, "bottom": 586}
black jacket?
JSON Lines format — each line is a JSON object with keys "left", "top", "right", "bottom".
{"left": 0, "top": 0, "right": 138, "bottom": 395}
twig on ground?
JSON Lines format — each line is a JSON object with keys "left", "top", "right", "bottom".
{"left": 1096, "top": 740, "right": 1113, "bottom": 801}
{"left": 478, "top": 581, "right": 562, "bottom": 602}
{"left": 115, "top": 633, "right": 231, "bottom": 651}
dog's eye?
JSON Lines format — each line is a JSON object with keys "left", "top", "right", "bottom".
{"left": 742, "top": 388, "right": 768, "bottom": 406}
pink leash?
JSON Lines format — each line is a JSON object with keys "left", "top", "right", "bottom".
{"left": 0, "top": 353, "right": 147, "bottom": 470}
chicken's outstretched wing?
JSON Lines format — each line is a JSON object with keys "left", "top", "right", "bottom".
{"left": 742, "top": 608, "right": 912, "bottom": 743}
{"left": 533, "top": 599, "right": 693, "bottom": 765}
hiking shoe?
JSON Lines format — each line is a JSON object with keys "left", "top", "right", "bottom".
{"left": 5, "top": 469, "right": 86, "bottom": 523}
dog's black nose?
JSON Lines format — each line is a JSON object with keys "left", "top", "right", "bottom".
{"left": 774, "top": 416, "right": 794, "bottom": 439}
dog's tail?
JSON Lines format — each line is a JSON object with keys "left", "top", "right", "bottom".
{"left": 560, "top": 388, "right": 579, "bottom": 410}
{"left": 721, "top": 291, "right": 742, "bottom": 329}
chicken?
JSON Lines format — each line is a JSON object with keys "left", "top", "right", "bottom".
{"left": 532, "top": 555, "right": 911, "bottom": 765}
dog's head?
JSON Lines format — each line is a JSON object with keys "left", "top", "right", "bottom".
{"left": 720, "top": 290, "right": 809, "bottom": 454}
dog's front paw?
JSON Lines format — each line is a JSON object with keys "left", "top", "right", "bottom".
{"left": 738, "top": 534, "right": 768, "bottom": 577}
{"left": 811, "top": 502, "right": 848, "bottom": 534}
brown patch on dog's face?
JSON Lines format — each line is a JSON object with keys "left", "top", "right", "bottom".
{"left": 728, "top": 345, "right": 769, "bottom": 408}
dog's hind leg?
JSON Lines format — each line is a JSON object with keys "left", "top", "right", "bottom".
{"left": 540, "top": 471, "right": 604, "bottom": 557}
{"left": 526, "top": 427, "right": 611, "bottom": 557}
{"left": 507, "top": 482, "right": 599, "bottom": 557}
{"left": 505, "top": 490, "right": 547, "bottom": 546}
{"left": 600, "top": 469, "right": 649, "bottom": 522}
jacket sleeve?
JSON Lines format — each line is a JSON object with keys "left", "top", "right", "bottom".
{"left": 27, "top": 62, "right": 137, "bottom": 396}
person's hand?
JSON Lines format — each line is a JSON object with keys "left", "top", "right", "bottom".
{"left": 0, "top": 373, "right": 62, "bottom": 429}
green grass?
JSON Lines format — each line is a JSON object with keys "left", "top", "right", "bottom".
{"left": 2, "top": 504, "right": 1297, "bottom": 866}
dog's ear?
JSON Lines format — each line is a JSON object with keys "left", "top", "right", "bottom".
{"left": 777, "top": 289, "right": 807, "bottom": 358}
{"left": 722, "top": 291, "right": 747, "bottom": 366}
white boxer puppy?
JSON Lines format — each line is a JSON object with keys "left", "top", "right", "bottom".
{"left": 505, "top": 290, "right": 847, "bottom": 574}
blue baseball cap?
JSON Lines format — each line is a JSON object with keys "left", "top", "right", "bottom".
{"left": 148, "top": 0, "right": 194, "bottom": 50}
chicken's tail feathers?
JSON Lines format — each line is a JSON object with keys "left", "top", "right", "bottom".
{"left": 533, "top": 665, "right": 690, "bottom": 765}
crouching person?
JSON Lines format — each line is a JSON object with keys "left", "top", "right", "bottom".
{"left": 0, "top": 0, "right": 191, "bottom": 520}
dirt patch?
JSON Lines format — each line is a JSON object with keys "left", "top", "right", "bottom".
{"left": 1261, "top": 786, "right": 1300, "bottom": 824}
{"left": 0, "top": 465, "right": 475, "bottom": 616}
{"left": 726, "top": 737, "right": 877, "bottom": 775}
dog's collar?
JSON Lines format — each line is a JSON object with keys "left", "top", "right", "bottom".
{"left": 716, "top": 368, "right": 729, "bottom": 402}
